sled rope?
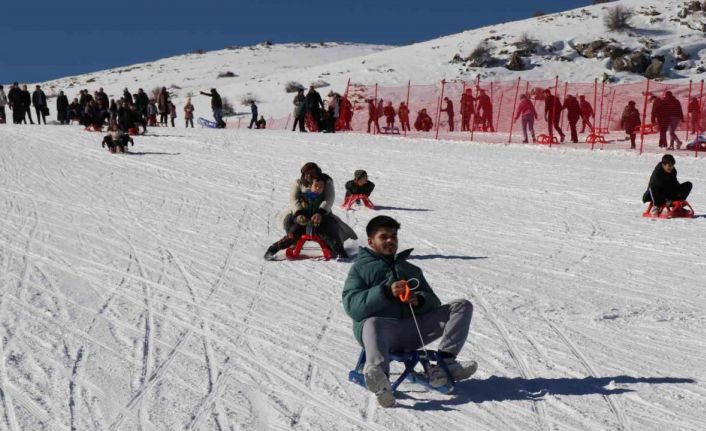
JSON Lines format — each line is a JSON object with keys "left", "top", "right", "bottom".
{"left": 398, "top": 278, "right": 428, "bottom": 356}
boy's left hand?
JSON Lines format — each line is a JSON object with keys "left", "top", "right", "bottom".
{"left": 408, "top": 294, "right": 420, "bottom": 307}
{"left": 311, "top": 213, "right": 322, "bottom": 225}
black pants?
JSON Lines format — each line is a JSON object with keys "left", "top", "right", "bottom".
{"left": 24, "top": 107, "right": 34, "bottom": 124}
{"left": 160, "top": 113, "right": 168, "bottom": 125}
{"left": 568, "top": 116, "right": 579, "bottom": 143}
{"left": 658, "top": 122, "right": 669, "bottom": 147}
{"left": 547, "top": 116, "right": 564, "bottom": 140}
{"left": 292, "top": 114, "right": 306, "bottom": 131}
{"left": 0, "top": 106, "right": 5, "bottom": 122}
{"left": 35, "top": 107, "right": 46, "bottom": 124}
{"left": 643, "top": 182, "right": 693, "bottom": 206}
{"left": 248, "top": 116, "right": 257, "bottom": 128}
{"left": 186, "top": 118, "right": 193, "bottom": 128}
{"left": 628, "top": 133, "right": 636, "bottom": 148}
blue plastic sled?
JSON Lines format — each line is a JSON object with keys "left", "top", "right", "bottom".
{"left": 348, "top": 349, "right": 456, "bottom": 394}
{"left": 198, "top": 117, "right": 218, "bottom": 128}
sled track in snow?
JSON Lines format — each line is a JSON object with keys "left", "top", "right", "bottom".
{"left": 542, "top": 314, "right": 630, "bottom": 431}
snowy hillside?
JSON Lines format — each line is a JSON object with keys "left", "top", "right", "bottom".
{"left": 1, "top": 124, "right": 705, "bottom": 430}
{"left": 26, "top": 0, "right": 706, "bottom": 121}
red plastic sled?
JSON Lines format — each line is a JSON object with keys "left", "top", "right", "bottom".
{"left": 128, "top": 127, "right": 139, "bottom": 136}
{"left": 586, "top": 134, "right": 606, "bottom": 144}
{"left": 537, "top": 134, "right": 559, "bottom": 145}
{"left": 285, "top": 234, "right": 333, "bottom": 260}
{"left": 341, "top": 194, "right": 375, "bottom": 210}
{"left": 643, "top": 200, "right": 695, "bottom": 219}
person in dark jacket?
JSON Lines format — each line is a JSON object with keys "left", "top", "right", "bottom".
{"left": 383, "top": 102, "right": 395, "bottom": 130}
{"left": 7, "top": 83, "right": 23, "bottom": 124}
{"left": 642, "top": 154, "right": 692, "bottom": 214}
{"left": 306, "top": 85, "right": 324, "bottom": 130}
{"left": 345, "top": 170, "right": 375, "bottom": 199}
{"left": 21, "top": 85, "right": 34, "bottom": 124}
{"left": 563, "top": 94, "right": 581, "bottom": 143}
{"left": 650, "top": 95, "right": 669, "bottom": 148}
{"left": 663, "top": 91, "right": 684, "bottom": 149}
{"left": 157, "top": 87, "right": 170, "bottom": 126}
{"left": 342, "top": 215, "right": 477, "bottom": 408}
{"left": 247, "top": 101, "right": 258, "bottom": 129}
{"left": 441, "top": 97, "right": 454, "bottom": 132}
{"left": 109, "top": 99, "right": 118, "bottom": 124}
{"left": 398, "top": 102, "right": 411, "bottom": 132}
{"left": 123, "top": 88, "right": 134, "bottom": 106}
{"left": 477, "top": 89, "right": 493, "bottom": 132}
{"left": 292, "top": 89, "right": 307, "bottom": 132}
{"left": 367, "top": 99, "right": 381, "bottom": 133}
{"left": 67, "top": 98, "right": 80, "bottom": 123}
{"left": 0, "top": 85, "right": 7, "bottom": 123}
{"left": 578, "top": 95, "right": 594, "bottom": 133}
{"left": 543, "top": 89, "right": 564, "bottom": 142}
{"left": 460, "top": 89, "right": 474, "bottom": 132}
{"left": 414, "top": 108, "right": 433, "bottom": 132}
{"left": 200, "top": 88, "right": 224, "bottom": 127}
{"left": 56, "top": 91, "right": 69, "bottom": 124}
{"left": 134, "top": 88, "right": 149, "bottom": 118}
{"left": 620, "top": 101, "right": 641, "bottom": 149}
{"left": 687, "top": 97, "right": 701, "bottom": 135}
{"left": 95, "top": 88, "right": 109, "bottom": 110}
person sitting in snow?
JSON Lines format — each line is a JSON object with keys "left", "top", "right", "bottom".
{"left": 342, "top": 215, "right": 477, "bottom": 408}
{"left": 102, "top": 124, "right": 134, "bottom": 153}
{"left": 414, "top": 108, "right": 433, "bottom": 132}
{"left": 255, "top": 116, "right": 267, "bottom": 129}
{"left": 264, "top": 174, "right": 344, "bottom": 260}
{"left": 345, "top": 170, "right": 375, "bottom": 199}
{"left": 642, "top": 154, "right": 692, "bottom": 215}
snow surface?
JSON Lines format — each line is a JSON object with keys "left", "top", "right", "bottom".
{"left": 1, "top": 124, "right": 705, "bottom": 430}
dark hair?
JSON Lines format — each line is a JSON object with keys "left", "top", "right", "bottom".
{"left": 366, "top": 216, "right": 401, "bottom": 237}
{"left": 662, "top": 154, "right": 675, "bottom": 165}
{"left": 300, "top": 162, "right": 322, "bottom": 186}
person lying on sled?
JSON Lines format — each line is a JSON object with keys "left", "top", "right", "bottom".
{"left": 345, "top": 170, "right": 375, "bottom": 200}
{"left": 342, "top": 215, "right": 477, "bottom": 408}
{"left": 642, "top": 154, "right": 693, "bottom": 215}
{"left": 264, "top": 175, "right": 344, "bottom": 260}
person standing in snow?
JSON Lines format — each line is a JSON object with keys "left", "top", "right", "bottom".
{"left": 514, "top": 94, "right": 537, "bottom": 143}
{"left": 32, "top": 85, "right": 48, "bottom": 125}
{"left": 169, "top": 101, "right": 177, "bottom": 127}
{"left": 200, "top": 88, "right": 224, "bottom": 128}
{"left": 7, "top": 83, "right": 24, "bottom": 124}
{"left": 460, "top": 88, "right": 474, "bottom": 132}
{"left": 327, "top": 92, "right": 340, "bottom": 133}
{"left": 56, "top": 91, "right": 69, "bottom": 125}
{"left": 620, "top": 101, "right": 641, "bottom": 149}
{"left": 184, "top": 98, "right": 194, "bottom": 128}
{"left": 663, "top": 91, "right": 684, "bottom": 150}
{"left": 342, "top": 215, "right": 477, "bottom": 408}
{"left": 248, "top": 101, "right": 258, "bottom": 129}
{"left": 157, "top": 87, "right": 170, "bottom": 126}
{"left": 543, "top": 88, "right": 565, "bottom": 142}
{"left": 292, "top": 89, "right": 307, "bottom": 132}
{"left": 650, "top": 95, "right": 669, "bottom": 149}
{"left": 306, "top": 85, "right": 324, "bottom": 130}
{"left": 441, "top": 97, "right": 455, "bottom": 132}
{"left": 0, "top": 85, "right": 7, "bottom": 123}
{"left": 687, "top": 97, "right": 701, "bottom": 135}
{"left": 563, "top": 94, "right": 581, "bottom": 143}
{"left": 367, "top": 99, "right": 381, "bottom": 133}
{"left": 21, "top": 85, "right": 34, "bottom": 124}
{"left": 476, "top": 89, "right": 493, "bottom": 132}
{"left": 398, "top": 102, "right": 411, "bottom": 132}
{"left": 383, "top": 102, "right": 395, "bottom": 130}
{"left": 578, "top": 95, "right": 594, "bottom": 133}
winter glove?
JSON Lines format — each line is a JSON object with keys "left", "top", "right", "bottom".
{"left": 296, "top": 215, "right": 308, "bottom": 226}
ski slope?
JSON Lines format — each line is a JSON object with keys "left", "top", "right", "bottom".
{"left": 0, "top": 125, "right": 705, "bottom": 430}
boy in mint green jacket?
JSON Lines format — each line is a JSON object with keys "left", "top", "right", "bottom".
{"left": 342, "top": 215, "right": 476, "bottom": 407}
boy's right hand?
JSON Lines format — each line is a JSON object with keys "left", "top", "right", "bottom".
{"left": 390, "top": 280, "right": 407, "bottom": 298}
{"left": 296, "top": 215, "right": 308, "bottom": 225}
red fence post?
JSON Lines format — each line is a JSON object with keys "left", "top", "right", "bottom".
{"left": 560, "top": 81, "right": 568, "bottom": 130}
{"left": 284, "top": 113, "right": 291, "bottom": 130}
{"left": 697, "top": 80, "right": 704, "bottom": 158}
{"left": 550, "top": 76, "right": 559, "bottom": 148}
{"left": 405, "top": 80, "right": 411, "bottom": 137}
{"left": 597, "top": 81, "right": 606, "bottom": 144}
{"left": 373, "top": 83, "right": 378, "bottom": 135}
{"left": 592, "top": 78, "right": 598, "bottom": 136}
{"left": 508, "top": 77, "right": 521, "bottom": 143}
{"left": 603, "top": 89, "right": 615, "bottom": 150}
{"left": 435, "top": 79, "right": 446, "bottom": 140}
{"left": 639, "top": 79, "right": 651, "bottom": 155}
{"left": 685, "top": 80, "right": 693, "bottom": 143}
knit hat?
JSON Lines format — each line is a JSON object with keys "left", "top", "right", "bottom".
{"left": 354, "top": 170, "right": 367, "bottom": 180}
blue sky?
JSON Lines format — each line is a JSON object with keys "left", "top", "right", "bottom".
{"left": 0, "top": 0, "right": 588, "bottom": 83}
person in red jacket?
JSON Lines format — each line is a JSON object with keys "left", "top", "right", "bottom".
{"left": 460, "top": 89, "right": 474, "bottom": 132}
{"left": 578, "top": 95, "right": 594, "bottom": 133}
{"left": 513, "top": 94, "right": 537, "bottom": 143}
{"left": 620, "top": 101, "right": 641, "bottom": 149}
{"left": 543, "top": 89, "right": 565, "bottom": 142}
{"left": 663, "top": 91, "right": 684, "bottom": 149}
{"left": 441, "top": 97, "right": 454, "bottom": 132}
{"left": 398, "top": 102, "right": 411, "bottom": 132}
{"left": 383, "top": 102, "right": 396, "bottom": 130}
{"left": 414, "top": 108, "right": 433, "bottom": 132}
{"left": 476, "top": 89, "right": 494, "bottom": 132}
{"left": 687, "top": 96, "right": 701, "bottom": 135}
{"left": 563, "top": 94, "right": 581, "bottom": 143}
{"left": 367, "top": 99, "right": 381, "bottom": 133}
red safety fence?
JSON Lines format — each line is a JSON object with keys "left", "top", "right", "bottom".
{"left": 234, "top": 77, "right": 706, "bottom": 157}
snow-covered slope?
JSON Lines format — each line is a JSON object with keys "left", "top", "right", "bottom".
{"left": 27, "top": 0, "right": 706, "bottom": 122}
{"left": 0, "top": 125, "right": 705, "bottom": 430}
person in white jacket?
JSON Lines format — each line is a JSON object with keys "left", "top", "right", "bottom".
{"left": 0, "top": 85, "right": 8, "bottom": 123}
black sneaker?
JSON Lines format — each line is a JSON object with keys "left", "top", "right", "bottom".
{"left": 264, "top": 246, "right": 278, "bottom": 261}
